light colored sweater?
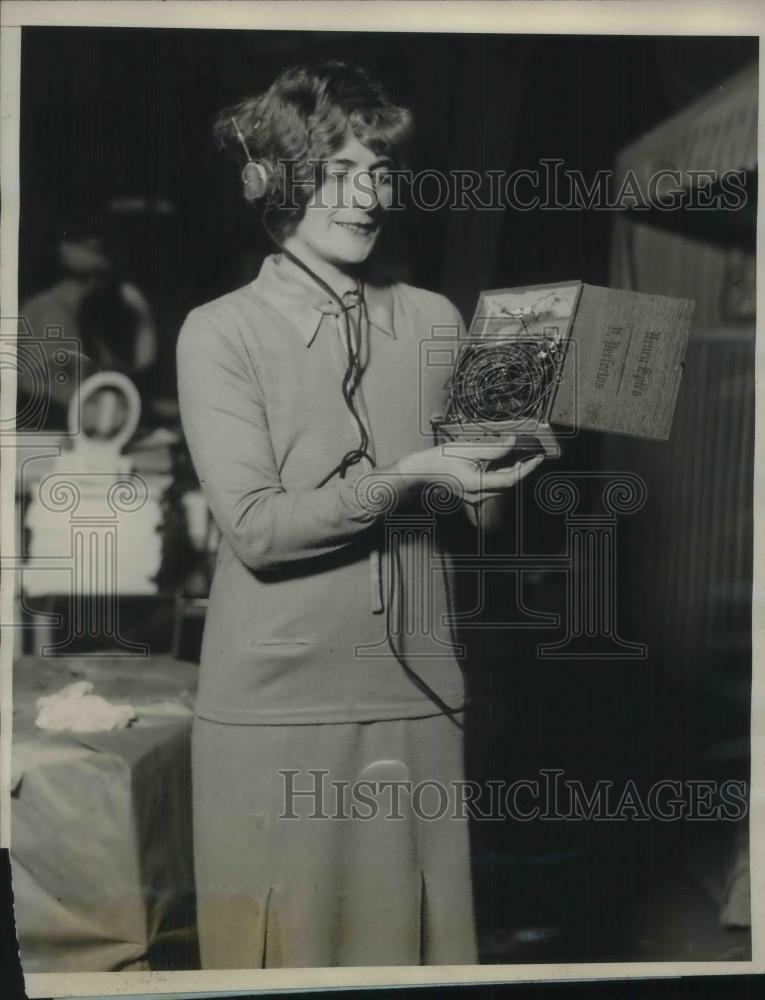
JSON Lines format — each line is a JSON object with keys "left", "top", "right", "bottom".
{"left": 177, "top": 252, "right": 468, "bottom": 724}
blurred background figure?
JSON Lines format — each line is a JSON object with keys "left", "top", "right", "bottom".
{"left": 18, "top": 225, "right": 158, "bottom": 430}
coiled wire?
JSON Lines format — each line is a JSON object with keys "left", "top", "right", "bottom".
{"left": 447, "top": 339, "right": 558, "bottom": 424}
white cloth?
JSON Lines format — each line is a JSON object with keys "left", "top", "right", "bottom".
{"left": 35, "top": 681, "right": 137, "bottom": 733}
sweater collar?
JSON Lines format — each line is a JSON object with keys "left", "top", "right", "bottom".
{"left": 250, "top": 252, "right": 396, "bottom": 347}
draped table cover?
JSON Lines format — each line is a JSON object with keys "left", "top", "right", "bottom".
{"left": 11, "top": 654, "right": 199, "bottom": 972}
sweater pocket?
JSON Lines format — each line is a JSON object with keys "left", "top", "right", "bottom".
{"left": 251, "top": 639, "right": 311, "bottom": 648}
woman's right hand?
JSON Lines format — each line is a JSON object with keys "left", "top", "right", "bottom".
{"left": 397, "top": 436, "right": 545, "bottom": 507}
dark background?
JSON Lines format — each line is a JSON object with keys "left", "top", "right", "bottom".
{"left": 19, "top": 29, "right": 757, "bottom": 385}
{"left": 16, "top": 27, "right": 757, "bottom": 967}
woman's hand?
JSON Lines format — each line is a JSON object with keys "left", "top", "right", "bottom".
{"left": 397, "top": 437, "right": 545, "bottom": 507}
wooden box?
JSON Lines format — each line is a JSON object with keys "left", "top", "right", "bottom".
{"left": 434, "top": 281, "right": 694, "bottom": 453}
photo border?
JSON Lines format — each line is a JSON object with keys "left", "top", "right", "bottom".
{"left": 1, "top": 1, "right": 762, "bottom": 995}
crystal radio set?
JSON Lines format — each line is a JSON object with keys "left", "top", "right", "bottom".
{"left": 432, "top": 281, "right": 695, "bottom": 457}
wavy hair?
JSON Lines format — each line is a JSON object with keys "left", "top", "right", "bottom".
{"left": 213, "top": 59, "right": 414, "bottom": 238}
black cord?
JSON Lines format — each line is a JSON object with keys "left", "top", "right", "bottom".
{"left": 385, "top": 532, "right": 464, "bottom": 730}
{"left": 261, "top": 220, "right": 461, "bottom": 723}
{"left": 316, "top": 290, "right": 375, "bottom": 487}
{"left": 261, "top": 229, "right": 375, "bottom": 488}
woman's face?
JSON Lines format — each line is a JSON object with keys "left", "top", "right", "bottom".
{"left": 286, "top": 129, "right": 394, "bottom": 270}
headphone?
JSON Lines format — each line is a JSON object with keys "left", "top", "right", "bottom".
{"left": 231, "top": 117, "right": 272, "bottom": 201}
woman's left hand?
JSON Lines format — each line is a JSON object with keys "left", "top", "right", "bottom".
{"left": 462, "top": 453, "right": 546, "bottom": 527}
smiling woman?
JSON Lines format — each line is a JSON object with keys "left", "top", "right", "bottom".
{"left": 177, "top": 57, "right": 543, "bottom": 969}
{"left": 285, "top": 131, "right": 394, "bottom": 268}
{"left": 213, "top": 60, "right": 412, "bottom": 246}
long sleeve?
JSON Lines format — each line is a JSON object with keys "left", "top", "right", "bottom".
{"left": 176, "top": 309, "right": 392, "bottom": 572}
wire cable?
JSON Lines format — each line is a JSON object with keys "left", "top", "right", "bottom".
{"left": 261, "top": 219, "right": 460, "bottom": 720}
{"left": 261, "top": 227, "right": 375, "bottom": 487}
{"left": 385, "top": 534, "right": 465, "bottom": 731}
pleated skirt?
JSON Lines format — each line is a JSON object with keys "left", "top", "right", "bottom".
{"left": 191, "top": 711, "right": 478, "bottom": 968}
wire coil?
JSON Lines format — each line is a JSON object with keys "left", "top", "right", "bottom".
{"left": 447, "top": 338, "right": 559, "bottom": 423}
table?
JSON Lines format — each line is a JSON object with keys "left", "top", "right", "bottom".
{"left": 11, "top": 654, "right": 200, "bottom": 972}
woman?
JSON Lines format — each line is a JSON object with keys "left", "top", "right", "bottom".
{"left": 177, "top": 59, "right": 543, "bottom": 969}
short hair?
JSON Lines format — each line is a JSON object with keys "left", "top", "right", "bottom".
{"left": 213, "top": 59, "right": 414, "bottom": 239}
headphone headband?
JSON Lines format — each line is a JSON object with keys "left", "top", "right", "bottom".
{"left": 230, "top": 116, "right": 253, "bottom": 161}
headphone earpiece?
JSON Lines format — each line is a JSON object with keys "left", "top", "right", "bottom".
{"left": 242, "top": 160, "right": 271, "bottom": 201}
